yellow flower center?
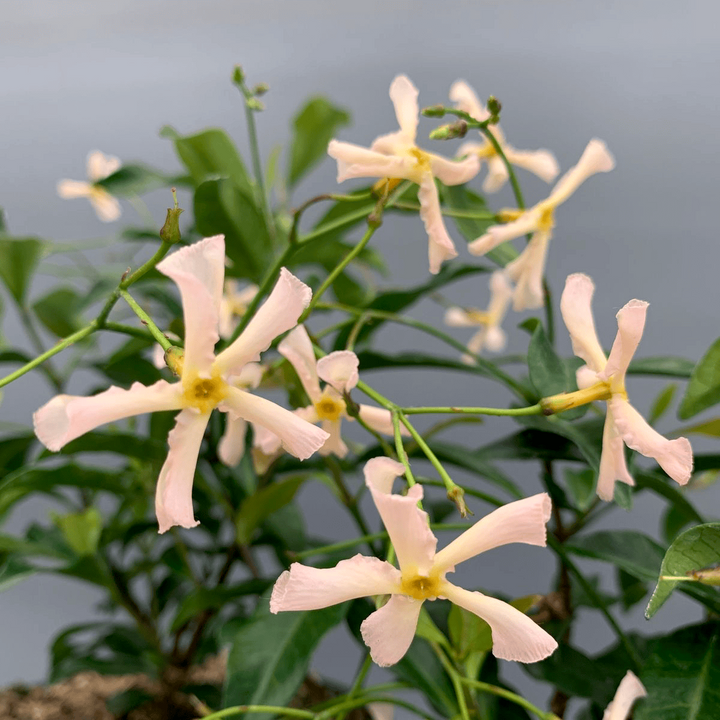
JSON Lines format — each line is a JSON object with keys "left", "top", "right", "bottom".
{"left": 473, "top": 143, "right": 496, "bottom": 159}
{"left": 537, "top": 203, "right": 555, "bottom": 233}
{"left": 409, "top": 147, "right": 432, "bottom": 173}
{"left": 497, "top": 208, "right": 524, "bottom": 223}
{"left": 182, "top": 371, "right": 229, "bottom": 413}
{"left": 314, "top": 391, "right": 345, "bottom": 422}
{"left": 400, "top": 571, "right": 443, "bottom": 601}
{"left": 466, "top": 309, "right": 490, "bottom": 325}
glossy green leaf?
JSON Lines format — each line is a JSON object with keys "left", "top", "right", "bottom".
{"left": 649, "top": 383, "right": 677, "bottom": 424}
{"left": 32, "top": 287, "right": 83, "bottom": 337}
{"left": 679, "top": 338, "right": 720, "bottom": 418}
{"left": 52, "top": 508, "right": 103, "bottom": 556}
{"left": 223, "top": 603, "right": 346, "bottom": 716}
{"left": 628, "top": 356, "right": 695, "bottom": 378}
{"left": 676, "top": 417, "right": 720, "bottom": 437}
{"left": 96, "top": 163, "right": 170, "bottom": 196}
{"left": 288, "top": 96, "right": 350, "bottom": 187}
{"left": 646, "top": 522, "right": 720, "bottom": 618}
{"left": 415, "top": 607, "right": 451, "bottom": 649}
{"left": 0, "top": 556, "right": 36, "bottom": 592}
{"left": 0, "top": 236, "right": 44, "bottom": 302}
{"left": 528, "top": 323, "right": 567, "bottom": 397}
{"left": 564, "top": 467, "right": 596, "bottom": 511}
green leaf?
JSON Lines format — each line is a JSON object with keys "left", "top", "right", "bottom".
{"left": 194, "top": 178, "right": 272, "bottom": 281}
{"left": 32, "top": 287, "right": 83, "bottom": 337}
{"left": 96, "top": 163, "right": 170, "bottom": 196}
{"left": 628, "top": 356, "right": 695, "bottom": 378}
{"left": 288, "top": 96, "right": 350, "bottom": 187}
{"left": 223, "top": 603, "right": 346, "bottom": 716}
{"left": 0, "top": 556, "right": 36, "bottom": 592}
{"left": 679, "top": 338, "right": 720, "bottom": 418}
{"left": 52, "top": 508, "right": 103, "bottom": 556}
{"left": 415, "top": 607, "right": 451, "bottom": 649}
{"left": 0, "top": 236, "right": 44, "bottom": 302}
{"left": 527, "top": 323, "right": 567, "bottom": 397}
{"left": 449, "top": 602, "right": 492, "bottom": 658}
{"left": 646, "top": 523, "right": 720, "bottom": 618}
{"left": 636, "top": 623, "right": 720, "bottom": 720}
{"left": 676, "top": 417, "right": 720, "bottom": 437}
{"left": 564, "top": 467, "right": 596, "bottom": 512}
{"left": 649, "top": 383, "right": 677, "bottom": 424}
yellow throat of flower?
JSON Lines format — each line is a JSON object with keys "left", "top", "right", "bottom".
{"left": 537, "top": 203, "right": 556, "bottom": 233}
{"left": 182, "top": 370, "right": 229, "bottom": 413}
{"left": 314, "top": 391, "right": 345, "bottom": 422}
{"left": 400, "top": 570, "right": 444, "bottom": 601}
{"left": 466, "top": 309, "right": 491, "bottom": 325}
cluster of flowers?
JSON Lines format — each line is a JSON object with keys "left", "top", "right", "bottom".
{"left": 41, "top": 74, "right": 691, "bottom": 689}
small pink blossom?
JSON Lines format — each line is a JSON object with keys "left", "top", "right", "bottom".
{"left": 57, "top": 151, "right": 122, "bottom": 222}
{"left": 271, "top": 457, "right": 557, "bottom": 667}
{"left": 560, "top": 273, "right": 693, "bottom": 501}
{"left": 34, "top": 236, "right": 329, "bottom": 532}
{"left": 327, "top": 75, "right": 480, "bottom": 274}
{"left": 604, "top": 671, "right": 646, "bottom": 720}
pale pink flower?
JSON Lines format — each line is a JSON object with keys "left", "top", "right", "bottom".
{"left": 278, "top": 325, "right": 404, "bottom": 458}
{"left": 560, "top": 273, "right": 693, "bottom": 501}
{"left": 468, "top": 139, "right": 615, "bottom": 311}
{"left": 327, "top": 75, "right": 480, "bottom": 274}
{"left": 604, "top": 671, "right": 646, "bottom": 720}
{"left": 33, "top": 235, "right": 329, "bottom": 532}
{"left": 450, "top": 81, "right": 559, "bottom": 193}
{"left": 57, "top": 150, "right": 122, "bottom": 222}
{"left": 271, "top": 457, "right": 557, "bottom": 667}
{"left": 219, "top": 280, "right": 259, "bottom": 339}
{"left": 444, "top": 270, "right": 513, "bottom": 363}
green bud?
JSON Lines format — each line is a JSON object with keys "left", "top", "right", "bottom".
{"left": 447, "top": 485, "right": 472, "bottom": 518}
{"left": 253, "top": 82, "right": 269, "bottom": 96}
{"left": 246, "top": 97, "right": 265, "bottom": 112}
{"left": 429, "top": 120, "right": 468, "bottom": 141}
{"left": 486, "top": 95, "right": 502, "bottom": 123}
{"left": 160, "top": 207, "right": 184, "bottom": 244}
{"left": 421, "top": 104, "right": 446, "bottom": 118}
{"left": 232, "top": 65, "right": 245, "bottom": 86}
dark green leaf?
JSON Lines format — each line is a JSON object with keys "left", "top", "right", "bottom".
{"left": 0, "top": 556, "right": 36, "bottom": 592}
{"left": 618, "top": 568, "right": 648, "bottom": 611}
{"left": 564, "top": 468, "right": 596, "bottom": 512}
{"left": 0, "top": 236, "right": 44, "bottom": 302}
{"left": 53, "top": 508, "right": 103, "bottom": 556}
{"left": 676, "top": 418, "right": 720, "bottom": 437}
{"left": 96, "top": 163, "right": 170, "bottom": 196}
{"left": 649, "top": 383, "right": 677, "bottom": 424}
{"left": 679, "top": 338, "right": 720, "bottom": 418}
{"left": 628, "top": 356, "right": 695, "bottom": 379}
{"left": 54, "top": 432, "right": 166, "bottom": 462}
{"left": 527, "top": 323, "right": 567, "bottom": 397}
{"left": 32, "top": 287, "right": 83, "bottom": 337}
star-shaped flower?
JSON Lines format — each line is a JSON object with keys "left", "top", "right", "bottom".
{"left": 450, "top": 80, "right": 559, "bottom": 193}
{"left": 558, "top": 273, "right": 693, "bottom": 501}
{"left": 271, "top": 457, "right": 557, "bottom": 666}
{"left": 327, "top": 75, "right": 480, "bottom": 274}
{"left": 34, "top": 235, "right": 329, "bottom": 532}
{"left": 604, "top": 671, "right": 646, "bottom": 720}
{"left": 468, "top": 139, "right": 615, "bottom": 311}
{"left": 57, "top": 150, "right": 122, "bottom": 222}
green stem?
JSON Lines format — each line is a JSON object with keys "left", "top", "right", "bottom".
{"left": 335, "top": 653, "right": 373, "bottom": 720}
{"left": 17, "top": 306, "right": 62, "bottom": 390}
{"left": 401, "top": 403, "right": 542, "bottom": 417}
{"left": 390, "top": 201, "right": 497, "bottom": 219}
{"left": 118, "top": 240, "right": 173, "bottom": 290}
{"left": 292, "top": 532, "right": 388, "bottom": 561}
{"left": 430, "top": 642, "right": 471, "bottom": 720}
{"left": 393, "top": 410, "right": 416, "bottom": 487}
{"left": 119, "top": 290, "right": 173, "bottom": 351}
{"left": 103, "top": 321, "right": 161, "bottom": 341}
{"left": 459, "top": 677, "right": 561, "bottom": 720}
{"left": 479, "top": 126, "right": 525, "bottom": 211}
{"left": 200, "top": 705, "right": 315, "bottom": 720}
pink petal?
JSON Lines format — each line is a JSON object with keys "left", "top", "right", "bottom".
{"left": 576, "top": 365, "right": 601, "bottom": 390}
{"left": 57, "top": 180, "right": 92, "bottom": 199}
{"left": 548, "top": 138, "right": 615, "bottom": 207}
{"left": 418, "top": 173, "right": 458, "bottom": 274}
{"left": 317, "top": 351, "right": 359, "bottom": 393}
{"left": 596, "top": 411, "right": 635, "bottom": 502}
{"left": 156, "top": 235, "right": 226, "bottom": 377}
{"left": 217, "top": 415, "right": 247, "bottom": 467}
{"left": 599, "top": 300, "right": 648, "bottom": 383}
{"left": 90, "top": 190, "right": 122, "bottom": 223}
{"left": 364, "top": 458, "right": 437, "bottom": 576}
{"left": 86, "top": 150, "right": 121, "bottom": 182}
{"left": 360, "top": 594, "right": 423, "bottom": 667}
{"left": 231, "top": 362, "right": 264, "bottom": 390}
{"left": 357, "top": 405, "right": 405, "bottom": 437}
{"left": 214, "top": 268, "right": 311, "bottom": 377}
{"left": 482, "top": 156, "right": 510, "bottom": 194}
{"left": 443, "top": 583, "right": 557, "bottom": 663}
{"left": 155, "top": 409, "right": 209, "bottom": 533}
{"left": 429, "top": 154, "right": 480, "bottom": 186}
{"left": 328, "top": 140, "right": 412, "bottom": 182}
{"left": 468, "top": 212, "right": 538, "bottom": 256}
{"left": 506, "top": 148, "right": 560, "bottom": 183}
{"left": 487, "top": 270, "right": 514, "bottom": 323}
{"left": 610, "top": 398, "right": 693, "bottom": 486}
{"left": 434, "top": 494, "right": 551, "bottom": 573}
{"left": 604, "top": 671, "right": 647, "bottom": 720}
{"left": 270, "top": 554, "right": 401, "bottom": 612}
{"left": 278, "top": 325, "right": 322, "bottom": 402}
{"left": 449, "top": 80, "right": 490, "bottom": 122}
{"left": 560, "top": 273, "right": 608, "bottom": 373}
{"left": 483, "top": 326, "right": 506, "bottom": 353}
{"left": 318, "top": 419, "right": 348, "bottom": 458}
{"left": 34, "top": 380, "right": 183, "bottom": 451}
{"left": 220, "top": 386, "right": 328, "bottom": 460}
{"left": 504, "top": 231, "right": 551, "bottom": 311}
{"left": 252, "top": 422, "right": 284, "bottom": 456}
{"left": 388, "top": 75, "right": 419, "bottom": 142}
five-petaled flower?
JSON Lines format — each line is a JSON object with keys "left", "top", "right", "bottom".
{"left": 444, "top": 270, "right": 513, "bottom": 364}
{"left": 270, "top": 457, "right": 558, "bottom": 667}
{"left": 57, "top": 150, "right": 122, "bottom": 222}
{"left": 468, "top": 139, "right": 615, "bottom": 311}
{"left": 450, "top": 80, "right": 559, "bottom": 193}
{"left": 327, "top": 75, "right": 480, "bottom": 274}
{"left": 604, "top": 671, "right": 646, "bottom": 720}
{"left": 277, "top": 325, "right": 405, "bottom": 458}
{"left": 33, "top": 235, "right": 329, "bottom": 533}
{"left": 557, "top": 273, "right": 693, "bottom": 501}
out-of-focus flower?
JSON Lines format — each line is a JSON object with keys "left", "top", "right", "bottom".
{"left": 556, "top": 273, "right": 693, "bottom": 501}
{"left": 271, "top": 457, "right": 558, "bottom": 666}
{"left": 450, "top": 81, "right": 559, "bottom": 193}
{"left": 327, "top": 75, "right": 480, "bottom": 274}
{"left": 278, "top": 325, "right": 403, "bottom": 458}
{"left": 219, "top": 280, "right": 259, "bottom": 339}
{"left": 468, "top": 139, "right": 615, "bottom": 311}
{"left": 57, "top": 151, "right": 122, "bottom": 222}
{"left": 444, "top": 270, "right": 513, "bottom": 363}
{"left": 604, "top": 671, "right": 646, "bottom": 720}
{"left": 34, "top": 235, "right": 328, "bottom": 532}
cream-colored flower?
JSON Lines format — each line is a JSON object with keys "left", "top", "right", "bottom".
{"left": 604, "top": 671, "right": 646, "bottom": 720}
{"left": 57, "top": 150, "right": 122, "bottom": 222}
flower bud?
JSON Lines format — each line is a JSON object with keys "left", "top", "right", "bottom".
{"left": 232, "top": 65, "right": 245, "bottom": 86}
{"left": 429, "top": 120, "right": 468, "bottom": 141}
{"left": 421, "top": 104, "right": 446, "bottom": 118}
{"left": 486, "top": 95, "right": 502, "bottom": 123}
{"left": 253, "top": 83, "right": 269, "bottom": 96}
{"left": 160, "top": 206, "right": 184, "bottom": 245}
{"left": 246, "top": 97, "right": 265, "bottom": 112}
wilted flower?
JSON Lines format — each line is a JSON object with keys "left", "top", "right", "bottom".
{"left": 34, "top": 235, "right": 328, "bottom": 532}
{"left": 444, "top": 270, "right": 513, "bottom": 363}
{"left": 556, "top": 273, "right": 693, "bottom": 501}
{"left": 604, "top": 671, "right": 646, "bottom": 720}
{"left": 278, "top": 325, "right": 404, "bottom": 458}
{"left": 468, "top": 139, "right": 615, "bottom": 311}
{"left": 271, "top": 457, "right": 557, "bottom": 666}
{"left": 450, "top": 81, "right": 559, "bottom": 193}
{"left": 327, "top": 75, "right": 480, "bottom": 274}
{"left": 57, "top": 150, "right": 122, "bottom": 222}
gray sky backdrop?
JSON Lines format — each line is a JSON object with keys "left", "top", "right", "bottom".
{"left": 2, "top": 1, "right": 720, "bottom": 716}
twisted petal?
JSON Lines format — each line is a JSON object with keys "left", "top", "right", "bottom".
{"left": 155, "top": 409, "right": 209, "bottom": 533}
{"left": 361, "top": 595, "right": 423, "bottom": 667}
{"left": 328, "top": 140, "right": 412, "bottom": 182}
{"left": 253, "top": 421, "right": 284, "bottom": 456}
{"left": 596, "top": 411, "right": 634, "bottom": 502}
{"left": 34, "top": 380, "right": 183, "bottom": 451}
{"left": 429, "top": 154, "right": 480, "bottom": 186}
{"left": 270, "top": 555, "right": 401, "bottom": 612}
{"left": 418, "top": 174, "right": 458, "bottom": 274}
{"left": 318, "top": 419, "right": 348, "bottom": 458}
{"left": 505, "top": 148, "right": 560, "bottom": 183}
{"left": 357, "top": 405, "right": 405, "bottom": 437}
{"left": 505, "top": 230, "right": 551, "bottom": 311}
{"left": 610, "top": 398, "right": 693, "bottom": 486}
{"left": 483, "top": 156, "right": 510, "bottom": 194}
{"left": 221, "top": 386, "right": 328, "bottom": 460}
{"left": 600, "top": 300, "right": 648, "bottom": 383}
{"left": 57, "top": 179, "right": 92, "bottom": 199}
{"left": 389, "top": 75, "right": 419, "bottom": 142}
{"left": 560, "top": 273, "right": 607, "bottom": 373}
{"left": 215, "top": 268, "right": 311, "bottom": 377}
{"left": 89, "top": 190, "right": 122, "bottom": 222}
{"left": 86, "top": 150, "right": 121, "bottom": 182}
{"left": 467, "top": 212, "right": 538, "bottom": 256}
{"left": 604, "top": 671, "right": 647, "bottom": 720}
{"left": 317, "top": 351, "right": 359, "bottom": 393}
{"left": 443, "top": 584, "right": 557, "bottom": 663}
{"left": 449, "top": 80, "right": 489, "bottom": 122}
{"left": 278, "top": 325, "right": 322, "bottom": 402}
{"left": 364, "top": 458, "right": 437, "bottom": 575}
{"left": 217, "top": 415, "right": 247, "bottom": 467}
{"left": 434, "top": 494, "right": 551, "bottom": 573}
{"left": 548, "top": 138, "right": 615, "bottom": 208}
{"left": 156, "top": 235, "right": 225, "bottom": 377}
{"left": 231, "top": 362, "right": 264, "bottom": 390}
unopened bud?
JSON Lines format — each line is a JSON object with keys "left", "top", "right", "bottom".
{"left": 232, "top": 65, "right": 245, "bottom": 86}
{"left": 447, "top": 485, "right": 472, "bottom": 518}
{"left": 253, "top": 83, "right": 269, "bottom": 96}
{"left": 421, "top": 104, "right": 446, "bottom": 118}
{"left": 429, "top": 120, "right": 468, "bottom": 141}
{"left": 487, "top": 96, "right": 502, "bottom": 117}
{"left": 165, "top": 346, "right": 184, "bottom": 377}
{"left": 246, "top": 97, "right": 264, "bottom": 112}
{"left": 160, "top": 206, "right": 184, "bottom": 244}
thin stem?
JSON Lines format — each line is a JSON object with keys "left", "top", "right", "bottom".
{"left": 119, "top": 290, "right": 173, "bottom": 350}
{"left": 292, "top": 532, "right": 388, "bottom": 561}
{"left": 335, "top": 653, "right": 373, "bottom": 720}
{"left": 17, "top": 306, "right": 62, "bottom": 390}
{"left": 401, "top": 403, "right": 542, "bottom": 417}
{"left": 430, "top": 642, "right": 471, "bottom": 720}
{"left": 103, "top": 321, "right": 159, "bottom": 341}
{"left": 459, "top": 677, "right": 561, "bottom": 720}
{"left": 199, "top": 705, "right": 315, "bottom": 720}
{"left": 118, "top": 240, "right": 173, "bottom": 290}
{"left": 480, "top": 126, "right": 525, "bottom": 211}
{"left": 393, "top": 410, "right": 416, "bottom": 487}
{"left": 389, "top": 201, "right": 497, "bottom": 220}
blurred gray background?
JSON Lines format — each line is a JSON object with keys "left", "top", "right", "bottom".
{"left": 2, "top": 0, "right": 720, "bottom": 715}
